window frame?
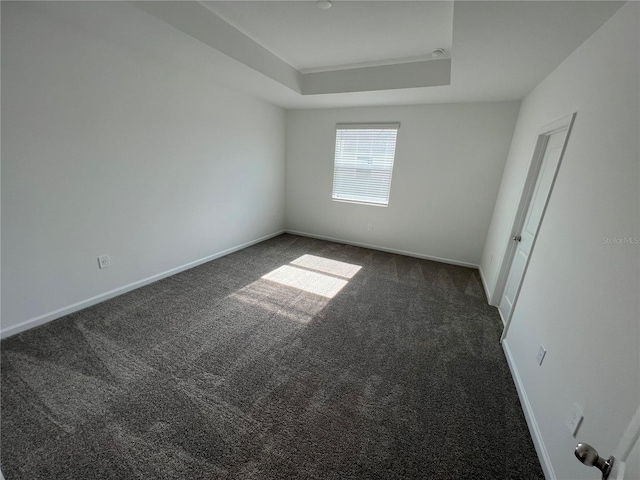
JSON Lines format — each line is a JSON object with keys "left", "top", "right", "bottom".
{"left": 331, "top": 122, "right": 400, "bottom": 207}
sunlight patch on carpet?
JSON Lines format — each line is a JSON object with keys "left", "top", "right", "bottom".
{"left": 290, "top": 254, "right": 362, "bottom": 279}
{"left": 262, "top": 265, "right": 348, "bottom": 299}
{"left": 261, "top": 254, "right": 361, "bottom": 299}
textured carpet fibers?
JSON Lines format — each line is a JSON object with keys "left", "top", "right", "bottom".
{"left": 1, "top": 234, "right": 544, "bottom": 479}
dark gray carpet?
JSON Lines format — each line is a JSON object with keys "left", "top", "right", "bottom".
{"left": 1, "top": 234, "right": 544, "bottom": 479}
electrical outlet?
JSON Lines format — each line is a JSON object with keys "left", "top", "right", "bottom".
{"left": 536, "top": 345, "right": 546, "bottom": 365}
{"left": 98, "top": 255, "right": 111, "bottom": 269}
{"left": 367, "top": 223, "right": 373, "bottom": 231}
{"left": 567, "top": 403, "right": 584, "bottom": 437}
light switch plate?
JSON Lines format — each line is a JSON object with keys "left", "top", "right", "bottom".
{"left": 567, "top": 403, "right": 584, "bottom": 437}
{"left": 536, "top": 345, "right": 546, "bottom": 365}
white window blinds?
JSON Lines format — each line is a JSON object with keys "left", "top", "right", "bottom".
{"left": 332, "top": 123, "right": 399, "bottom": 206}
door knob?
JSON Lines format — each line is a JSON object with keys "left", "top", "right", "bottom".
{"left": 513, "top": 235, "right": 522, "bottom": 242}
{"left": 575, "top": 443, "right": 614, "bottom": 479}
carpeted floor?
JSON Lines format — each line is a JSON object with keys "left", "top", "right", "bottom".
{"left": 1, "top": 234, "right": 544, "bottom": 479}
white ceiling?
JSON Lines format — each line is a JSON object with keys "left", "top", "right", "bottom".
{"left": 60, "top": 1, "right": 624, "bottom": 109}
{"left": 449, "top": 1, "right": 625, "bottom": 101}
{"left": 201, "top": 1, "right": 453, "bottom": 72}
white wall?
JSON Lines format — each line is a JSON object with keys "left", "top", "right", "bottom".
{"left": 1, "top": 2, "right": 286, "bottom": 335}
{"left": 480, "top": 3, "right": 639, "bottom": 479}
{"left": 286, "top": 102, "right": 520, "bottom": 266}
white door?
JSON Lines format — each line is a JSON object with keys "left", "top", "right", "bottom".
{"left": 498, "top": 129, "right": 569, "bottom": 324}
{"left": 611, "top": 407, "right": 640, "bottom": 480}
{"left": 575, "top": 407, "right": 640, "bottom": 479}
{"left": 610, "top": 438, "right": 639, "bottom": 480}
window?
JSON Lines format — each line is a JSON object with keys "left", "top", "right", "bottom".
{"left": 332, "top": 123, "right": 399, "bottom": 206}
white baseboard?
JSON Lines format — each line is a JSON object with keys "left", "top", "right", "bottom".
{"left": 285, "top": 230, "right": 479, "bottom": 269}
{"left": 477, "top": 265, "right": 494, "bottom": 304}
{"left": 0, "top": 230, "right": 285, "bottom": 339}
{"left": 498, "top": 307, "right": 507, "bottom": 327}
{"left": 502, "top": 339, "right": 556, "bottom": 480}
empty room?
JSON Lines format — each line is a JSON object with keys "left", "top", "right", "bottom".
{"left": 1, "top": 1, "right": 638, "bottom": 479}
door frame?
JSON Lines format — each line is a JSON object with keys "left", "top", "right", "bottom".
{"left": 496, "top": 112, "right": 576, "bottom": 343}
{"left": 615, "top": 406, "right": 640, "bottom": 479}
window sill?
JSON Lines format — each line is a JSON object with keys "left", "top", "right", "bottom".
{"left": 331, "top": 198, "right": 389, "bottom": 207}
